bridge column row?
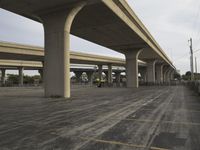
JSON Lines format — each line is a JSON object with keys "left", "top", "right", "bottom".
{"left": 0, "top": 68, "right": 24, "bottom": 86}
{"left": 139, "top": 64, "right": 175, "bottom": 85}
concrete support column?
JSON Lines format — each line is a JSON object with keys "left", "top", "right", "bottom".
{"left": 147, "top": 60, "right": 156, "bottom": 84}
{"left": 98, "top": 65, "right": 103, "bottom": 81}
{"left": 41, "top": 2, "right": 86, "bottom": 98}
{"left": 38, "top": 69, "right": 43, "bottom": 83}
{"left": 125, "top": 50, "right": 142, "bottom": 88}
{"left": 156, "top": 64, "right": 164, "bottom": 84}
{"left": 74, "top": 71, "right": 83, "bottom": 83}
{"left": 139, "top": 67, "right": 147, "bottom": 83}
{"left": 163, "top": 67, "right": 171, "bottom": 83}
{"left": 18, "top": 67, "right": 24, "bottom": 86}
{"left": 107, "top": 64, "right": 113, "bottom": 86}
{"left": 86, "top": 71, "right": 94, "bottom": 84}
{"left": 115, "top": 72, "right": 121, "bottom": 87}
{"left": 1, "top": 69, "right": 6, "bottom": 86}
{"left": 166, "top": 69, "right": 172, "bottom": 82}
{"left": 170, "top": 70, "right": 175, "bottom": 80}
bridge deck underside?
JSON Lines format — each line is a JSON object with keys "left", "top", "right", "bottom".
{"left": 1, "top": 0, "right": 162, "bottom": 61}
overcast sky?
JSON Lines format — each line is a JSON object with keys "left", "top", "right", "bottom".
{"left": 0, "top": 0, "right": 200, "bottom": 75}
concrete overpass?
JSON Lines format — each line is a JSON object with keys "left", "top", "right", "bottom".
{"left": 0, "top": 0, "right": 176, "bottom": 98}
{"left": 0, "top": 41, "right": 149, "bottom": 87}
{"left": 0, "top": 41, "right": 147, "bottom": 66}
{"left": 0, "top": 60, "right": 127, "bottom": 87}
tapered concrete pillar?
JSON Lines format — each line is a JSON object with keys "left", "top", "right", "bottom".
{"left": 115, "top": 72, "right": 121, "bottom": 87}
{"left": 40, "top": 2, "right": 86, "bottom": 98}
{"left": 107, "top": 64, "right": 113, "bottom": 86}
{"left": 163, "top": 67, "right": 170, "bottom": 83}
{"left": 168, "top": 69, "right": 174, "bottom": 81}
{"left": 139, "top": 67, "right": 147, "bottom": 83}
{"left": 74, "top": 71, "right": 83, "bottom": 83}
{"left": 125, "top": 50, "right": 142, "bottom": 88}
{"left": 156, "top": 64, "right": 164, "bottom": 84}
{"left": 18, "top": 67, "right": 24, "bottom": 86}
{"left": 86, "top": 71, "right": 94, "bottom": 84}
{"left": 38, "top": 69, "right": 43, "bottom": 83}
{"left": 170, "top": 70, "right": 175, "bottom": 80}
{"left": 1, "top": 69, "right": 6, "bottom": 86}
{"left": 147, "top": 60, "right": 156, "bottom": 84}
{"left": 166, "top": 69, "right": 172, "bottom": 82}
{"left": 98, "top": 65, "right": 103, "bottom": 81}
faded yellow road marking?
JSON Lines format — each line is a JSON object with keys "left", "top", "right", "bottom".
{"left": 79, "top": 136, "right": 170, "bottom": 150}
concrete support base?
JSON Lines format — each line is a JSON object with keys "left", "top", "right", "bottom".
{"left": 125, "top": 50, "right": 142, "bottom": 88}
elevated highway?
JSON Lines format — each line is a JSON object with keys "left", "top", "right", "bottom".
{"left": 0, "top": 0, "right": 176, "bottom": 98}
{"left": 0, "top": 41, "right": 146, "bottom": 66}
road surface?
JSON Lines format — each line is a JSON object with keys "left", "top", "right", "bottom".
{"left": 0, "top": 85, "right": 199, "bottom": 150}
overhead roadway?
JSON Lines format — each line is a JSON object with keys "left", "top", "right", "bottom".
{"left": 0, "top": 41, "right": 146, "bottom": 66}
{"left": 0, "top": 0, "right": 174, "bottom": 68}
{"left": 0, "top": 0, "right": 176, "bottom": 98}
{"left": 0, "top": 60, "right": 126, "bottom": 73}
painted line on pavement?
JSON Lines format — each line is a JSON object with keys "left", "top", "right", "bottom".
{"left": 79, "top": 136, "right": 170, "bottom": 150}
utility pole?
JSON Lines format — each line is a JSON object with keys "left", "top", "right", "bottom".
{"left": 189, "top": 38, "right": 194, "bottom": 81}
{"left": 195, "top": 57, "right": 198, "bottom": 79}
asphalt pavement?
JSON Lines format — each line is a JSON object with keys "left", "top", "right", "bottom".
{"left": 0, "top": 85, "right": 199, "bottom": 150}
